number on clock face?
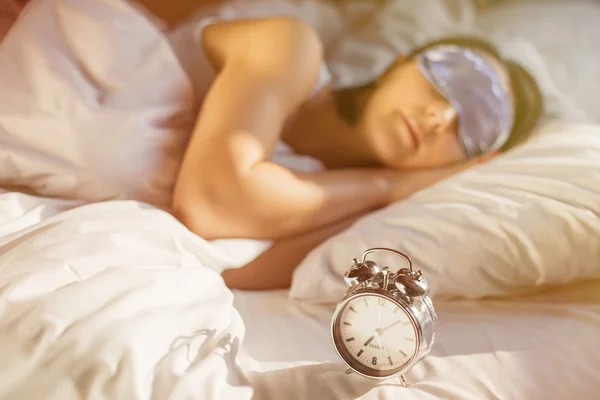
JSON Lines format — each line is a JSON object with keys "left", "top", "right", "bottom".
{"left": 338, "top": 295, "right": 417, "bottom": 373}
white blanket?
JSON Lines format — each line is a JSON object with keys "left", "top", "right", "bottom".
{"left": 0, "top": 192, "right": 251, "bottom": 399}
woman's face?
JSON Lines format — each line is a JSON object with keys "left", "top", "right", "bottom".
{"left": 360, "top": 54, "right": 511, "bottom": 170}
{"left": 360, "top": 57, "right": 464, "bottom": 169}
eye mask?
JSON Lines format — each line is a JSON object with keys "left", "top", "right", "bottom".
{"left": 418, "top": 45, "right": 515, "bottom": 157}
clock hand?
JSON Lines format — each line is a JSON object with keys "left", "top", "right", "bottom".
{"left": 363, "top": 335, "right": 375, "bottom": 346}
{"left": 376, "top": 319, "right": 403, "bottom": 334}
{"left": 366, "top": 308, "right": 384, "bottom": 347}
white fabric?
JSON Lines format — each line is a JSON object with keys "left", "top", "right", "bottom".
{"left": 235, "top": 286, "right": 600, "bottom": 400}
{"left": 0, "top": 0, "right": 194, "bottom": 208}
{"left": 473, "top": 0, "right": 600, "bottom": 123}
{"left": 1, "top": 190, "right": 600, "bottom": 400}
{"left": 0, "top": 191, "right": 252, "bottom": 399}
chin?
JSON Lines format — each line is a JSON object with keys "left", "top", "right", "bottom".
{"left": 381, "top": 151, "right": 422, "bottom": 170}
{"left": 389, "top": 157, "right": 441, "bottom": 171}
{"left": 376, "top": 139, "right": 428, "bottom": 170}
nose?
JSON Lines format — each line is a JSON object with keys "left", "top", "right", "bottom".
{"left": 424, "top": 101, "right": 458, "bottom": 136}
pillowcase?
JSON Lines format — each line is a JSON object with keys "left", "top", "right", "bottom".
{"left": 473, "top": 0, "right": 600, "bottom": 123}
{"left": 289, "top": 121, "right": 600, "bottom": 303}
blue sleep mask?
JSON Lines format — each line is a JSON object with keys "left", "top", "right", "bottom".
{"left": 418, "top": 45, "right": 515, "bottom": 158}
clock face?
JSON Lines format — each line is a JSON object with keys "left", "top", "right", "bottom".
{"left": 333, "top": 294, "right": 418, "bottom": 377}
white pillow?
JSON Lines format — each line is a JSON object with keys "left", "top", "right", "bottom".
{"left": 329, "top": 0, "right": 600, "bottom": 123}
{"left": 289, "top": 121, "right": 600, "bottom": 303}
{"left": 473, "top": 0, "right": 600, "bottom": 123}
{"left": 0, "top": 0, "right": 195, "bottom": 209}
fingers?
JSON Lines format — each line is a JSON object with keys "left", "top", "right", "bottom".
{"left": 450, "top": 151, "right": 500, "bottom": 175}
{"left": 476, "top": 150, "right": 501, "bottom": 165}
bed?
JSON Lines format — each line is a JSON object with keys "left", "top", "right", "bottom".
{"left": 1, "top": 0, "right": 600, "bottom": 399}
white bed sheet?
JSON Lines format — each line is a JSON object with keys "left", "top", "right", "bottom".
{"left": 234, "top": 284, "right": 600, "bottom": 400}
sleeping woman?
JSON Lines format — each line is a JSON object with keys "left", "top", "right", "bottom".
{"left": 136, "top": 2, "right": 543, "bottom": 291}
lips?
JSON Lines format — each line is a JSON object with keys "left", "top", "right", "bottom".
{"left": 401, "top": 113, "right": 422, "bottom": 149}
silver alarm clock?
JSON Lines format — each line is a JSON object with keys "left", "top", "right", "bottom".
{"left": 331, "top": 248, "right": 438, "bottom": 385}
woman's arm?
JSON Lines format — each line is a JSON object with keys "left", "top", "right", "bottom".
{"left": 221, "top": 152, "right": 496, "bottom": 291}
{"left": 172, "top": 16, "right": 395, "bottom": 240}
{"left": 222, "top": 211, "right": 364, "bottom": 290}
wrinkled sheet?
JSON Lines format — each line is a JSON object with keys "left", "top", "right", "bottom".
{"left": 0, "top": 192, "right": 253, "bottom": 400}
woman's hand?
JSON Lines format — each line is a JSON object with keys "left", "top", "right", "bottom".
{"left": 222, "top": 211, "right": 364, "bottom": 290}
{"left": 388, "top": 152, "right": 498, "bottom": 203}
{"left": 223, "top": 152, "right": 499, "bottom": 291}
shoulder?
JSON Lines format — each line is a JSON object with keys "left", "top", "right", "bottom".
{"left": 203, "top": 16, "right": 324, "bottom": 90}
{"left": 204, "top": 15, "right": 322, "bottom": 53}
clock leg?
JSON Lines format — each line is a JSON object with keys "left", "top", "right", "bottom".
{"left": 399, "top": 375, "right": 407, "bottom": 387}
{"left": 345, "top": 368, "right": 352, "bottom": 375}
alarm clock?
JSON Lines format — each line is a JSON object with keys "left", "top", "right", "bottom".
{"left": 330, "top": 247, "right": 438, "bottom": 385}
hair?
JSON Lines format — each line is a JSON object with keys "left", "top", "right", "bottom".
{"left": 333, "top": 36, "right": 544, "bottom": 152}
